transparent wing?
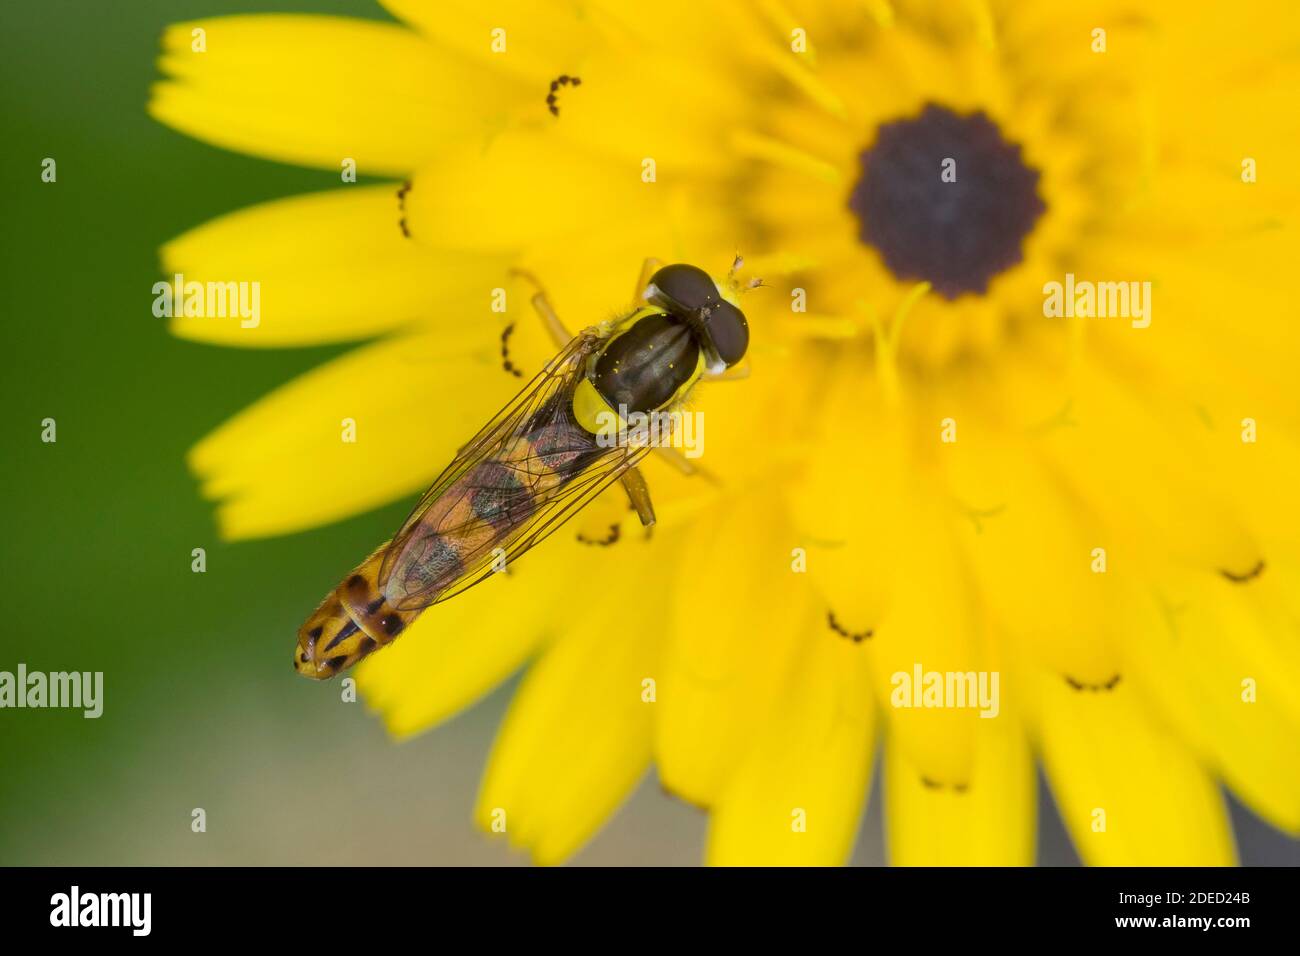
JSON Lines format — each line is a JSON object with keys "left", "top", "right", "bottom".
{"left": 378, "top": 329, "right": 600, "bottom": 588}
{"left": 410, "top": 434, "right": 649, "bottom": 610}
{"left": 378, "top": 329, "right": 645, "bottom": 610}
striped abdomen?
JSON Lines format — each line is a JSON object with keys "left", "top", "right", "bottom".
{"left": 294, "top": 413, "right": 598, "bottom": 679}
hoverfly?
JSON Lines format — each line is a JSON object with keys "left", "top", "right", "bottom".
{"left": 294, "top": 259, "right": 754, "bottom": 679}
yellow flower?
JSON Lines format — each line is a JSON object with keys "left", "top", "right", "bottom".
{"left": 151, "top": 0, "right": 1300, "bottom": 865}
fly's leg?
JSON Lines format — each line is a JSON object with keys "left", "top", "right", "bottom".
{"left": 515, "top": 258, "right": 665, "bottom": 347}
{"left": 620, "top": 466, "right": 656, "bottom": 527}
{"left": 653, "top": 446, "right": 720, "bottom": 485}
{"left": 509, "top": 268, "right": 572, "bottom": 348}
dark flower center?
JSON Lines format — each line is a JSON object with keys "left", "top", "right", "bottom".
{"left": 848, "top": 103, "right": 1046, "bottom": 299}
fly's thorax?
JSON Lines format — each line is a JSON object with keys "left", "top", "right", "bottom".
{"left": 574, "top": 308, "right": 705, "bottom": 434}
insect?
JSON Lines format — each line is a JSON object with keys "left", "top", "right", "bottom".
{"left": 294, "top": 258, "right": 755, "bottom": 679}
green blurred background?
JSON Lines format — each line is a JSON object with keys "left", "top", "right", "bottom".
{"left": 0, "top": 0, "right": 1293, "bottom": 866}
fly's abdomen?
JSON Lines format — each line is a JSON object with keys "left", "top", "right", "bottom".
{"left": 294, "top": 543, "right": 421, "bottom": 679}
{"left": 296, "top": 415, "right": 599, "bottom": 680}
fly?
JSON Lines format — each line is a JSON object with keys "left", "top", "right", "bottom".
{"left": 294, "top": 259, "right": 754, "bottom": 679}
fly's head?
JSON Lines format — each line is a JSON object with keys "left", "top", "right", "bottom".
{"left": 643, "top": 263, "right": 750, "bottom": 373}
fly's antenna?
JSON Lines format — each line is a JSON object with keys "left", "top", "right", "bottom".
{"left": 726, "top": 253, "right": 743, "bottom": 292}
{"left": 726, "top": 253, "right": 765, "bottom": 296}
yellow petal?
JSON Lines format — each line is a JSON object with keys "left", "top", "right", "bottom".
{"left": 706, "top": 622, "right": 876, "bottom": 865}
{"left": 386, "top": 0, "right": 746, "bottom": 169}
{"left": 150, "top": 16, "right": 523, "bottom": 175}
{"left": 1010, "top": 355, "right": 1262, "bottom": 578}
{"left": 1032, "top": 670, "right": 1237, "bottom": 866}
{"left": 1082, "top": 230, "right": 1300, "bottom": 429}
{"left": 358, "top": 554, "right": 570, "bottom": 738}
{"left": 162, "top": 186, "right": 509, "bottom": 347}
{"left": 941, "top": 399, "right": 1122, "bottom": 684}
{"left": 474, "top": 534, "right": 669, "bottom": 864}
{"left": 865, "top": 478, "right": 985, "bottom": 788}
{"left": 790, "top": 353, "right": 908, "bottom": 634}
{"left": 885, "top": 714, "right": 1035, "bottom": 865}
{"left": 1122, "top": 566, "right": 1300, "bottom": 833}
{"left": 654, "top": 490, "right": 817, "bottom": 806}
{"left": 190, "top": 331, "right": 526, "bottom": 539}
{"left": 403, "top": 130, "right": 666, "bottom": 251}
{"left": 379, "top": 0, "right": 596, "bottom": 84}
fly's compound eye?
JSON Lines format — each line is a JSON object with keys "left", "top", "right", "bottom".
{"left": 700, "top": 298, "right": 749, "bottom": 366}
{"left": 648, "top": 263, "right": 717, "bottom": 313}
{"left": 647, "top": 263, "right": 750, "bottom": 367}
